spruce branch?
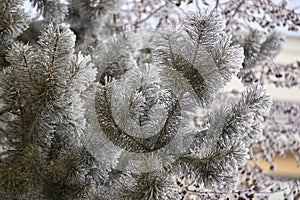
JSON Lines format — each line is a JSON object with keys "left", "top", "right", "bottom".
{"left": 95, "top": 82, "right": 152, "bottom": 153}
{"left": 93, "top": 31, "right": 137, "bottom": 83}
{"left": 94, "top": 80, "right": 181, "bottom": 153}
{"left": 0, "top": 0, "right": 28, "bottom": 39}
{"left": 0, "top": 21, "right": 100, "bottom": 198}
{"left": 178, "top": 141, "right": 247, "bottom": 191}
{"left": 4, "top": 24, "right": 76, "bottom": 143}
{"left": 237, "top": 29, "right": 285, "bottom": 70}
{"left": 0, "top": 0, "right": 28, "bottom": 67}
{"left": 154, "top": 10, "right": 243, "bottom": 103}
{"left": 116, "top": 172, "right": 180, "bottom": 200}
{"left": 0, "top": 2, "right": 291, "bottom": 198}
{"left": 29, "top": 0, "right": 68, "bottom": 23}
{"left": 185, "top": 9, "right": 225, "bottom": 50}
{"left": 178, "top": 85, "right": 271, "bottom": 191}
{"left": 69, "top": 0, "right": 117, "bottom": 20}
{"left": 205, "top": 85, "right": 271, "bottom": 149}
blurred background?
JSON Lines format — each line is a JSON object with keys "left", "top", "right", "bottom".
{"left": 224, "top": 35, "right": 300, "bottom": 177}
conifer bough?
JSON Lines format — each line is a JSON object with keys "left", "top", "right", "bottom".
{"left": 0, "top": 1, "right": 276, "bottom": 199}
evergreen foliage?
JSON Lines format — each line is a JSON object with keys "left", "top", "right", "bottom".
{"left": 0, "top": 0, "right": 299, "bottom": 199}
{"left": 0, "top": 23, "right": 99, "bottom": 199}
{"left": 0, "top": 0, "right": 28, "bottom": 67}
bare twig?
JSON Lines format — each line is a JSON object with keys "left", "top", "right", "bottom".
{"left": 134, "top": 3, "right": 167, "bottom": 28}
{"left": 214, "top": 0, "right": 219, "bottom": 9}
